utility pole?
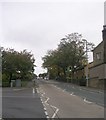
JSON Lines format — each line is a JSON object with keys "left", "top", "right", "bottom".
{"left": 82, "top": 39, "right": 94, "bottom": 87}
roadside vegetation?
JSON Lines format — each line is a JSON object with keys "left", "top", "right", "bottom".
{"left": 42, "top": 33, "right": 94, "bottom": 85}
{"left": 1, "top": 47, "right": 36, "bottom": 87}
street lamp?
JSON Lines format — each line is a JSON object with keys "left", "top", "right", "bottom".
{"left": 82, "top": 39, "right": 89, "bottom": 87}
{"left": 82, "top": 39, "right": 95, "bottom": 87}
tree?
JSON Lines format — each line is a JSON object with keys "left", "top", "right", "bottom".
{"left": 42, "top": 33, "right": 94, "bottom": 82}
{"left": 2, "top": 47, "right": 35, "bottom": 86}
{"left": 42, "top": 50, "right": 63, "bottom": 79}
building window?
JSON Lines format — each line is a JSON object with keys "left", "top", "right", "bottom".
{"left": 96, "top": 52, "right": 101, "bottom": 60}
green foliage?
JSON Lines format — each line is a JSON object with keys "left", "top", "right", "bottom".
{"left": 2, "top": 47, "right": 35, "bottom": 86}
{"left": 42, "top": 33, "right": 94, "bottom": 82}
{"left": 38, "top": 73, "right": 48, "bottom": 79}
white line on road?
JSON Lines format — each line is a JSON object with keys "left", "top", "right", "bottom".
{"left": 44, "top": 107, "right": 47, "bottom": 111}
{"left": 45, "top": 111, "right": 48, "bottom": 116}
{"left": 32, "top": 88, "right": 35, "bottom": 94}
{"left": 43, "top": 103, "right": 49, "bottom": 118}
{"left": 70, "top": 92, "right": 76, "bottom": 96}
{"left": 83, "top": 98, "right": 92, "bottom": 104}
{"left": 45, "top": 97, "right": 50, "bottom": 104}
{"left": 41, "top": 92, "right": 45, "bottom": 97}
{"left": 36, "top": 88, "right": 39, "bottom": 93}
{"left": 39, "top": 93, "right": 49, "bottom": 118}
{"left": 38, "top": 87, "right": 59, "bottom": 118}
{"left": 51, "top": 105, "right": 59, "bottom": 118}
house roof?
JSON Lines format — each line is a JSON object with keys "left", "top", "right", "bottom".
{"left": 92, "top": 41, "right": 103, "bottom": 51}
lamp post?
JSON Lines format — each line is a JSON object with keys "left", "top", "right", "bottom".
{"left": 82, "top": 39, "right": 89, "bottom": 87}
{"left": 82, "top": 39, "right": 95, "bottom": 87}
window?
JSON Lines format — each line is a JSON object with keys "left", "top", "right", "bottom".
{"left": 96, "top": 52, "right": 101, "bottom": 60}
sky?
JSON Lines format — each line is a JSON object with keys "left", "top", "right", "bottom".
{"left": 0, "top": 0, "right": 105, "bottom": 75}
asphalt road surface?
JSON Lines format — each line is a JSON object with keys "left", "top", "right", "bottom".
{"left": 2, "top": 87, "right": 47, "bottom": 119}
{"left": 49, "top": 80, "right": 104, "bottom": 107}
{"left": 35, "top": 79, "right": 104, "bottom": 118}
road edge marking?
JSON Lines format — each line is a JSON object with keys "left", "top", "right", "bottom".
{"left": 83, "top": 98, "right": 92, "bottom": 104}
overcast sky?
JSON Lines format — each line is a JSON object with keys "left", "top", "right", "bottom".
{"left": 0, "top": 0, "right": 105, "bottom": 75}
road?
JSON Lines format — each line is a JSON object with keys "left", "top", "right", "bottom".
{"left": 48, "top": 80, "right": 104, "bottom": 106}
{"left": 35, "top": 79, "right": 104, "bottom": 118}
{"left": 2, "top": 87, "right": 47, "bottom": 119}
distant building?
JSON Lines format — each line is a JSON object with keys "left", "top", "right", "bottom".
{"left": 89, "top": 25, "right": 106, "bottom": 89}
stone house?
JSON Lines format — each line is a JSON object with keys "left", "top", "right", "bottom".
{"left": 89, "top": 25, "right": 106, "bottom": 89}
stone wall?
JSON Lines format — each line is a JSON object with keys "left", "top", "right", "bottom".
{"left": 88, "top": 78, "right": 104, "bottom": 89}
{"left": 89, "top": 64, "right": 106, "bottom": 89}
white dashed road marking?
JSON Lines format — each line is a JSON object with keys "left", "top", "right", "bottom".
{"left": 51, "top": 105, "right": 59, "bottom": 118}
{"left": 36, "top": 88, "right": 49, "bottom": 118}
{"left": 44, "top": 98, "right": 50, "bottom": 105}
{"left": 83, "top": 98, "right": 92, "bottom": 104}
{"left": 70, "top": 92, "right": 76, "bottom": 96}
{"left": 37, "top": 87, "right": 59, "bottom": 118}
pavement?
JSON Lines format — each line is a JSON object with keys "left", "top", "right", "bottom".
{"left": 2, "top": 82, "right": 47, "bottom": 119}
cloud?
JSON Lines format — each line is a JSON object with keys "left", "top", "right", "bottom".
{"left": 1, "top": 1, "right": 104, "bottom": 75}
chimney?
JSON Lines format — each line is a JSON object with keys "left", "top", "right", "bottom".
{"left": 102, "top": 25, "right": 106, "bottom": 63}
{"left": 102, "top": 25, "right": 106, "bottom": 40}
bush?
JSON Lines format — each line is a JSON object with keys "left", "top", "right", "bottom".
{"left": 2, "top": 73, "right": 10, "bottom": 87}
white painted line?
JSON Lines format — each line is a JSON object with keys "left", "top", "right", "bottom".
{"left": 50, "top": 104, "right": 59, "bottom": 118}
{"left": 46, "top": 116, "right": 49, "bottom": 118}
{"left": 44, "top": 107, "right": 47, "bottom": 111}
{"left": 70, "top": 92, "right": 74, "bottom": 95}
{"left": 45, "top": 111, "right": 48, "bottom": 116}
{"left": 45, "top": 98, "right": 50, "bottom": 104}
{"left": 41, "top": 92, "right": 45, "bottom": 97}
{"left": 70, "top": 92, "right": 76, "bottom": 96}
{"left": 32, "top": 88, "right": 35, "bottom": 94}
{"left": 83, "top": 98, "right": 92, "bottom": 104}
{"left": 52, "top": 108, "right": 59, "bottom": 118}
{"left": 36, "top": 88, "right": 39, "bottom": 93}
{"left": 44, "top": 110, "right": 49, "bottom": 119}
{"left": 50, "top": 105, "right": 57, "bottom": 109}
